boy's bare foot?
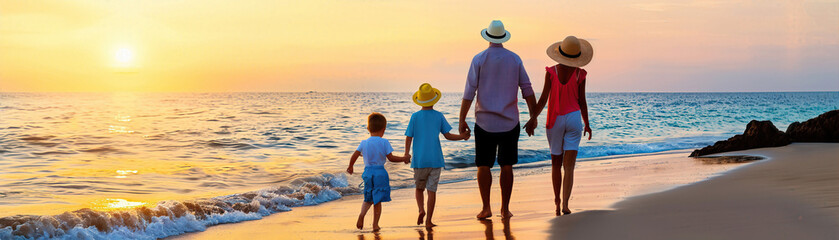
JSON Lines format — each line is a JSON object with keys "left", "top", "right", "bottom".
{"left": 476, "top": 209, "right": 492, "bottom": 219}
{"left": 500, "top": 209, "right": 514, "bottom": 219}
{"left": 356, "top": 216, "right": 364, "bottom": 229}
{"left": 417, "top": 211, "right": 426, "bottom": 225}
{"left": 425, "top": 220, "right": 437, "bottom": 228}
{"left": 372, "top": 225, "right": 381, "bottom": 232}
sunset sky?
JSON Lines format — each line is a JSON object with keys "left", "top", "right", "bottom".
{"left": 1, "top": 0, "right": 837, "bottom": 92}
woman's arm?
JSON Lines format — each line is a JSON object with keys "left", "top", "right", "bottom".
{"left": 524, "top": 71, "right": 553, "bottom": 136}
{"left": 578, "top": 75, "right": 592, "bottom": 140}
{"left": 535, "top": 70, "right": 553, "bottom": 117}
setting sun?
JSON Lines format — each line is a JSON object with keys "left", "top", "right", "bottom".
{"left": 115, "top": 47, "right": 134, "bottom": 65}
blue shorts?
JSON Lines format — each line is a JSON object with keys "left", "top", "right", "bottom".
{"left": 362, "top": 166, "right": 391, "bottom": 204}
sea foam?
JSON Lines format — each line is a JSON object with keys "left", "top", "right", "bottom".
{"left": 0, "top": 173, "right": 355, "bottom": 240}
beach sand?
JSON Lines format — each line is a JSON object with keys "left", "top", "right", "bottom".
{"left": 169, "top": 143, "right": 839, "bottom": 239}
{"left": 551, "top": 143, "right": 839, "bottom": 240}
{"left": 170, "top": 149, "right": 754, "bottom": 239}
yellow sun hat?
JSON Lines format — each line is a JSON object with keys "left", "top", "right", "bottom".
{"left": 413, "top": 83, "right": 441, "bottom": 107}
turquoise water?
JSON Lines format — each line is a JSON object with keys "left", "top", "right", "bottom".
{"left": 0, "top": 92, "right": 837, "bottom": 239}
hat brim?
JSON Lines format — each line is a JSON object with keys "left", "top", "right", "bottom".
{"left": 413, "top": 88, "right": 442, "bottom": 107}
{"left": 546, "top": 39, "right": 593, "bottom": 68}
{"left": 481, "top": 29, "right": 510, "bottom": 44}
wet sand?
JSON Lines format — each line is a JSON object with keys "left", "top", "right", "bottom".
{"left": 170, "top": 150, "right": 751, "bottom": 239}
{"left": 551, "top": 143, "right": 839, "bottom": 240}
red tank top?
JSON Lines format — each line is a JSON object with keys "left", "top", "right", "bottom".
{"left": 546, "top": 66, "right": 587, "bottom": 129}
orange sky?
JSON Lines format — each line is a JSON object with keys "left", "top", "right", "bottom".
{"left": 1, "top": 0, "right": 838, "bottom": 92}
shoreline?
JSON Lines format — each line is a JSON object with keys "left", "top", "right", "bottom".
{"left": 170, "top": 149, "right": 756, "bottom": 239}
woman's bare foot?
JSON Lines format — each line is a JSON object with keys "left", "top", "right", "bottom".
{"left": 476, "top": 209, "right": 492, "bottom": 219}
{"left": 417, "top": 211, "right": 426, "bottom": 225}
{"left": 356, "top": 216, "right": 364, "bottom": 229}
{"left": 372, "top": 225, "right": 381, "bottom": 232}
{"left": 425, "top": 220, "right": 437, "bottom": 228}
{"left": 500, "top": 209, "right": 514, "bottom": 219}
{"left": 561, "top": 209, "right": 572, "bottom": 215}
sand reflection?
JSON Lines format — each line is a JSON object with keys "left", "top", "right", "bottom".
{"left": 416, "top": 228, "right": 433, "bottom": 240}
{"left": 480, "top": 219, "right": 515, "bottom": 240}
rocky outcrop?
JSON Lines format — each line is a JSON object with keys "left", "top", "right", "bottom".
{"left": 786, "top": 110, "right": 839, "bottom": 142}
{"left": 690, "top": 110, "right": 839, "bottom": 157}
{"left": 689, "top": 120, "right": 790, "bottom": 157}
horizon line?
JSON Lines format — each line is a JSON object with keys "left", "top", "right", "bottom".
{"left": 1, "top": 90, "right": 839, "bottom": 94}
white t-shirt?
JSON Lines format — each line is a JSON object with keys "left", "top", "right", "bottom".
{"left": 356, "top": 136, "right": 394, "bottom": 167}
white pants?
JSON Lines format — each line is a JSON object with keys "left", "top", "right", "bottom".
{"left": 546, "top": 110, "right": 583, "bottom": 155}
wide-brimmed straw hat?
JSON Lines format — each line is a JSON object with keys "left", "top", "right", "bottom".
{"left": 481, "top": 20, "right": 511, "bottom": 44}
{"left": 546, "top": 36, "right": 593, "bottom": 67}
{"left": 413, "top": 83, "right": 441, "bottom": 107}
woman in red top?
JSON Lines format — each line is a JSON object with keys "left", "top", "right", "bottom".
{"left": 524, "top": 35, "right": 593, "bottom": 216}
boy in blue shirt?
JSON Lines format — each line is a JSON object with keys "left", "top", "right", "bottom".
{"left": 404, "top": 83, "right": 470, "bottom": 227}
{"left": 347, "top": 113, "right": 411, "bottom": 231}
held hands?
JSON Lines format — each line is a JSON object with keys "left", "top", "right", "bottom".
{"left": 584, "top": 125, "right": 593, "bottom": 140}
{"left": 458, "top": 121, "right": 470, "bottom": 136}
{"left": 462, "top": 128, "right": 471, "bottom": 141}
{"left": 523, "top": 118, "right": 538, "bottom": 137}
{"left": 403, "top": 153, "right": 411, "bottom": 164}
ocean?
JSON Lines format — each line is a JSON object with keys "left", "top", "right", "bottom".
{"left": 1, "top": 92, "right": 837, "bottom": 239}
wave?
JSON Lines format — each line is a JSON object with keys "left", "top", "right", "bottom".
{"left": 77, "top": 147, "right": 124, "bottom": 154}
{"left": 19, "top": 136, "right": 55, "bottom": 141}
{"left": 0, "top": 173, "right": 357, "bottom": 240}
{"left": 445, "top": 136, "right": 722, "bottom": 168}
{"left": 201, "top": 139, "right": 258, "bottom": 150}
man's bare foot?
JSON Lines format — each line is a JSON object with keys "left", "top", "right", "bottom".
{"left": 356, "top": 216, "right": 364, "bottom": 229}
{"left": 500, "top": 209, "right": 514, "bottom": 219}
{"left": 372, "top": 225, "right": 381, "bottom": 232}
{"left": 476, "top": 209, "right": 492, "bottom": 219}
{"left": 561, "top": 208, "right": 572, "bottom": 215}
{"left": 417, "top": 211, "right": 426, "bottom": 225}
{"left": 425, "top": 220, "right": 437, "bottom": 228}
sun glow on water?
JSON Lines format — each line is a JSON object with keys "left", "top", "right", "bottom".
{"left": 91, "top": 198, "right": 149, "bottom": 211}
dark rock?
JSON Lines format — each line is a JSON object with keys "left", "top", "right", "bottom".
{"left": 690, "top": 120, "right": 790, "bottom": 157}
{"left": 786, "top": 110, "right": 839, "bottom": 142}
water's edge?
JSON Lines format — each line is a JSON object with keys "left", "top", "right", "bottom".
{"left": 0, "top": 147, "right": 697, "bottom": 240}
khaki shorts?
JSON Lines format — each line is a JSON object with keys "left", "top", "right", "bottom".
{"left": 413, "top": 167, "right": 442, "bottom": 192}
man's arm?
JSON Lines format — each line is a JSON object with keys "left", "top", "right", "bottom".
{"left": 461, "top": 56, "right": 479, "bottom": 135}
{"left": 459, "top": 99, "right": 473, "bottom": 134}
